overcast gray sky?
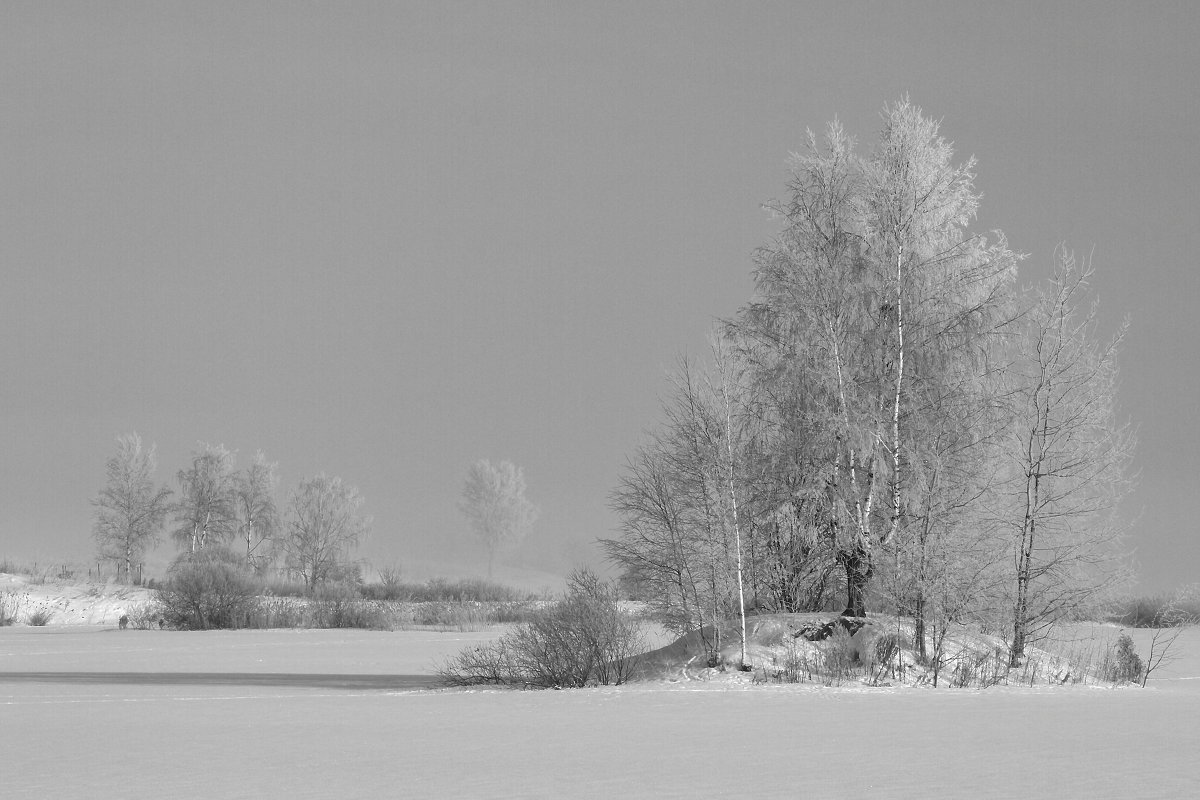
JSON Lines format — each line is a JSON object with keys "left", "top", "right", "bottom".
{"left": 2, "top": 1, "right": 1196, "bottom": 589}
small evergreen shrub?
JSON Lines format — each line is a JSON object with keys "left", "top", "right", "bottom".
{"left": 1104, "top": 633, "right": 1144, "bottom": 684}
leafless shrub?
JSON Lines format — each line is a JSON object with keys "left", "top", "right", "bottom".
{"left": 125, "top": 600, "right": 166, "bottom": 630}
{"left": 818, "top": 626, "right": 858, "bottom": 686}
{"left": 0, "top": 590, "right": 23, "bottom": 626}
{"left": 308, "top": 585, "right": 391, "bottom": 630}
{"left": 948, "top": 645, "right": 1008, "bottom": 688}
{"left": 439, "top": 569, "right": 644, "bottom": 689}
{"left": 752, "top": 638, "right": 819, "bottom": 684}
{"left": 26, "top": 605, "right": 54, "bottom": 626}
{"left": 1138, "top": 590, "right": 1197, "bottom": 686}
{"left": 866, "top": 629, "right": 912, "bottom": 684}
{"left": 156, "top": 547, "right": 260, "bottom": 630}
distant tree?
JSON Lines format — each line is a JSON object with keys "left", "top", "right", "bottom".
{"left": 235, "top": 450, "right": 280, "bottom": 571}
{"left": 280, "top": 474, "right": 370, "bottom": 592}
{"left": 91, "top": 433, "right": 173, "bottom": 583}
{"left": 1002, "top": 248, "right": 1135, "bottom": 665}
{"left": 459, "top": 459, "right": 539, "bottom": 579}
{"left": 173, "top": 443, "right": 239, "bottom": 553}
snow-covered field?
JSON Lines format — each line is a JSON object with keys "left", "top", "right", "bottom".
{"left": 3, "top": 620, "right": 1199, "bottom": 799}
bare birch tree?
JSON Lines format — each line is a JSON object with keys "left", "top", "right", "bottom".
{"left": 1002, "top": 247, "right": 1135, "bottom": 665}
{"left": 710, "top": 336, "right": 755, "bottom": 669}
{"left": 172, "top": 443, "right": 239, "bottom": 553}
{"left": 606, "top": 436, "right": 710, "bottom": 637}
{"left": 281, "top": 474, "right": 370, "bottom": 592}
{"left": 92, "top": 433, "right": 173, "bottom": 583}
{"left": 235, "top": 450, "right": 280, "bottom": 571}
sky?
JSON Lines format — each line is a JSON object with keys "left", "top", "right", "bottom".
{"left": 1, "top": 1, "right": 1197, "bottom": 590}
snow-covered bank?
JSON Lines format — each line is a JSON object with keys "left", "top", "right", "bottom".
{"left": 1, "top": 573, "right": 150, "bottom": 626}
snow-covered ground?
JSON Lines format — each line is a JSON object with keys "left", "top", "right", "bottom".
{"left": 1, "top": 572, "right": 150, "bottom": 626}
{"left": 4, "top": 619, "right": 1199, "bottom": 799}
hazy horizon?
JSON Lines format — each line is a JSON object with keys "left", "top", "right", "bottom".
{"left": 2, "top": 2, "right": 1197, "bottom": 591}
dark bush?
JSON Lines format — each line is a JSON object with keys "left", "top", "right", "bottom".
{"left": 27, "top": 606, "right": 54, "bottom": 626}
{"left": 440, "top": 569, "right": 644, "bottom": 688}
{"left": 1104, "top": 633, "right": 1144, "bottom": 684}
{"left": 157, "top": 547, "right": 260, "bottom": 630}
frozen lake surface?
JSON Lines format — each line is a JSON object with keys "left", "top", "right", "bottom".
{"left": 4, "top": 625, "right": 1199, "bottom": 799}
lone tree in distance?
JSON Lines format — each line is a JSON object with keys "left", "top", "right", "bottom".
{"left": 280, "top": 474, "right": 370, "bottom": 593}
{"left": 92, "top": 432, "right": 173, "bottom": 583}
{"left": 459, "top": 459, "right": 539, "bottom": 579}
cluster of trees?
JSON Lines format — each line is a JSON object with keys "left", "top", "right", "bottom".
{"left": 605, "top": 100, "right": 1134, "bottom": 666}
{"left": 91, "top": 437, "right": 370, "bottom": 591}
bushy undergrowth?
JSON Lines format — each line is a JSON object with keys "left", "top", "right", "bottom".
{"left": 125, "top": 600, "right": 166, "bottom": 629}
{"left": 749, "top": 617, "right": 1161, "bottom": 689}
{"left": 253, "top": 573, "right": 538, "bottom": 604}
{"left": 26, "top": 605, "right": 54, "bottom": 626}
{"left": 153, "top": 554, "right": 542, "bottom": 631}
{"left": 1107, "top": 592, "right": 1200, "bottom": 628}
{"left": 156, "top": 548, "right": 260, "bottom": 630}
{"left": 360, "top": 577, "right": 538, "bottom": 603}
{"left": 440, "top": 570, "right": 645, "bottom": 688}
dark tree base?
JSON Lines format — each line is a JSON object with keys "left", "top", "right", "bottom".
{"left": 796, "top": 615, "right": 868, "bottom": 642}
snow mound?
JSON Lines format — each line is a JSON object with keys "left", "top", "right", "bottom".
{"left": 0, "top": 572, "right": 153, "bottom": 626}
{"left": 632, "top": 612, "right": 1122, "bottom": 689}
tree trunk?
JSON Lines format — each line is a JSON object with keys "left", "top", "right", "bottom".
{"left": 1012, "top": 458, "right": 1042, "bottom": 666}
{"left": 246, "top": 512, "right": 254, "bottom": 566}
{"left": 1011, "top": 532, "right": 1032, "bottom": 666}
{"left": 838, "top": 544, "right": 872, "bottom": 618}
{"left": 914, "top": 595, "right": 927, "bottom": 662}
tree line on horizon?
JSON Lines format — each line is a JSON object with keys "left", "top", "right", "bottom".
{"left": 91, "top": 437, "right": 541, "bottom": 591}
{"left": 604, "top": 99, "right": 1135, "bottom": 668}
{"left": 91, "top": 438, "right": 370, "bottom": 592}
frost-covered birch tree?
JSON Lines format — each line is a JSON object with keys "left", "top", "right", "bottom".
{"left": 235, "top": 450, "right": 280, "bottom": 571}
{"left": 281, "top": 474, "right": 370, "bottom": 592}
{"left": 739, "top": 100, "right": 1016, "bottom": 617}
{"left": 1002, "top": 248, "right": 1135, "bottom": 665}
{"left": 173, "top": 443, "right": 239, "bottom": 553}
{"left": 92, "top": 433, "right": 173, "bottom": 583}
